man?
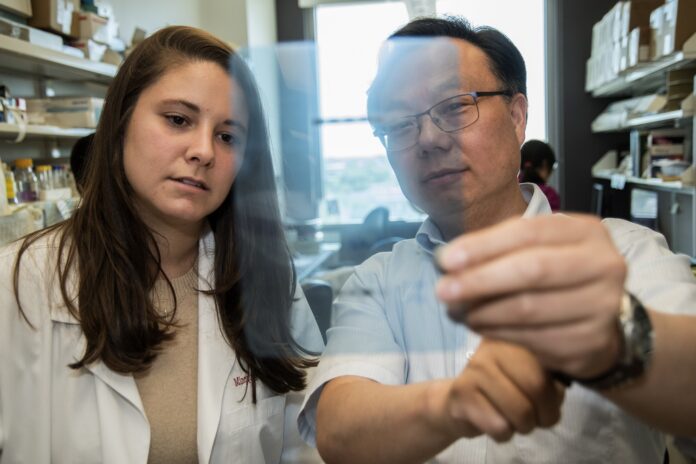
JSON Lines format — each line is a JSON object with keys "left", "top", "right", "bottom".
{"left": 297, "top": 16, "right": 696, "bottom": 463}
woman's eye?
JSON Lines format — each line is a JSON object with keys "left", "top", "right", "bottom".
{"left": 166, "top": 114, "right": 188, "bottom": 127}
{"left": 219, "top": 132, "right": 241, "bottom": 146}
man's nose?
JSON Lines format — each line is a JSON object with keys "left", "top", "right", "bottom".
{"left": 416, "top": 114, "right": 451, "bottom": 154}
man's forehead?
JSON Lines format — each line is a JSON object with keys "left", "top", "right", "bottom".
{"left": 372, "top": 38, "right": 493, "bottom": 111}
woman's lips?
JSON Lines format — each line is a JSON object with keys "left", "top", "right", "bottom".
{"left": 170, "top": 177, "right": 209, "bottom": 191}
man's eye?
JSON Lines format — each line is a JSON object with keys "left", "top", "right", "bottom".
{"left": 385, "top": 120, "right": 414, "bottom": 135}
{"left": 442, "top": 101, "right": 470, "bottom": 113}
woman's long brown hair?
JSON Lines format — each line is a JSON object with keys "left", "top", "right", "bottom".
{"left": 13, "top": 26, "right": 316, "bottom": 396}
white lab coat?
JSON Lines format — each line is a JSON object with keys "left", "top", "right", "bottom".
{"left": 0, "top": 228, "right": 324, "bottom": 463}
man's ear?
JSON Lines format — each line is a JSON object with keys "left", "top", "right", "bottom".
{"left": 509, "top": 93, "right": 528, "bottom": 145}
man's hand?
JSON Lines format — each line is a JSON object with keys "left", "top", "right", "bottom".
{"left": 432, "top": 339, "right": 565, "bottom": 442}
{"left": 435, "top": 214, "right": 626, "bottom": 379}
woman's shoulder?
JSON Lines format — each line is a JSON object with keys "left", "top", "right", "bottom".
{"left": 0, "top": 228, "right": 65, "bottom": 277}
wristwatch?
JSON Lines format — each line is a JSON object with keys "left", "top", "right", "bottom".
{"left": 578, "top": 292, "right": 654, "bottom": 390}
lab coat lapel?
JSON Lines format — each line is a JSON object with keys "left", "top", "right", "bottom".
{"left": 50, "top": 311, "right": 149, "bottom": 464}
{"left": 197, "top": 229, "right": 237, "bottom": 464}
{"left": 49, "top": 274, "right": 146, "bottom": 421}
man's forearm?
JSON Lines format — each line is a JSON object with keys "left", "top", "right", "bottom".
{"left": 603, "top": 310, "right": 696, "bottom": 436}
{"left": 316, "top": 376, "right": 458, "bottom": 464}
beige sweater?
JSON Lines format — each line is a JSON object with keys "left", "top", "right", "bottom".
{"left": 135, "top": 267, "right": 199, "bottom": 464}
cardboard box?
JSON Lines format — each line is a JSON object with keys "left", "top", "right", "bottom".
{"left": 661, "top": 0, "right": 696, "bottom": 56}
{"left": 0, "top": 16, "right": 28, "bottom": 40}
{"left": 0, "top": 0, "right": 32, "bottom": 17}
{"left": 621, "top": 0, "right": 664, "bottom": 37}
{"left": 620, "top": 35, "right": 630, "bottom": 71}
{"left": 0, "top": 18, "right": 63, "bottom": 51}
{"left": 28, "top": 0, "right": 79, "bottom": 37}
{"left": 70, "top": 11, "right": 108, "bottom": 43}
{"left": 649, "top": 4, "right": 666, "bottom": 59}
{"left": 26, "top": 96, "right": 103, "bottom": 128}
{"left": 628, "top": 26, "right": 651, "bottom": 67}
{"left": 70, "top": 38, "right": 106, "bottom": 61}
{"left": 101, "top": 48, "right": 122, "bottom": 66}
{"left": 610, "top": 1, "right": 625, "bottom": 44}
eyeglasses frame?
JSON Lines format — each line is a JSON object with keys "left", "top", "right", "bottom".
{"left": 373, "top": 90, "right": 513, "bottom": 151}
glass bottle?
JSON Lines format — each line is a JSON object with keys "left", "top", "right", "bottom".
{"left": 14, "top": 158, "right": 38, "bottom": 203}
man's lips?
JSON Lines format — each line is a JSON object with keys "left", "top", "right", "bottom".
{"left": 422, "top": 167, "right": 468, "bottom": 183}
{"left": 170, "top": 177, "right": 209, "bottom": 190}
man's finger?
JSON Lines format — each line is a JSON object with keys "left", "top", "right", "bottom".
{"left": 435, "top": 214, "right": 601, "bottom": 272}
{"left": 436, "top": 242, "right": 623, "bottom": 304}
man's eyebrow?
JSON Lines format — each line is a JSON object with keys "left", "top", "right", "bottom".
{"left": 160, "top": 99, "right": 247, "bottom": 133}
{"left": 433, "top": 77, "right": 465, "bottom": 93}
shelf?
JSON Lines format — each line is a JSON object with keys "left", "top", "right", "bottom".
{"left": 591, "top": 50, "right": 696, "bottom": 98}
{"left": 0, "top": 34, "right": 116, "bottom": 83}
{"left": 592, "top": 109, "right": 694, "bottom": 133}
{"left": 593, "top": 172, "right": 696, "bottom": 194}
{"left": 0, "top": 122, "right": 93, "bottom": 140}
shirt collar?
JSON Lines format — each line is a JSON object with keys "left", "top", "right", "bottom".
{"left": 415, "top": 183, "right": 552, "bottom": 254}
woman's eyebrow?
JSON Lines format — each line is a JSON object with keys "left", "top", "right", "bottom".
{"left": 160, "top": 98, "right": 247, "bottom": 133}
{"left": 161, "top": 98, "right": 200, "bottom": 112}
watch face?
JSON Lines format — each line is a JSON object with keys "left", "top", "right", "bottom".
{"left": 630, "top": 295, "right": 654, "bottom": 363}
{"left": 579, "top": 293, "right": 654, "bottom": 390}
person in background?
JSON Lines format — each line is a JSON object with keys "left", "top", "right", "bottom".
{"left": 0, "top": 26, "right": 323, "bottom": 463}
{"left": 519, "top": 139, "right": 560, "bottom": 211}
{"left": 69, "top": 132, "right": 94, "bottom": 194}
{"left": 298, "top": 16, "right": 696, "bottom": 463}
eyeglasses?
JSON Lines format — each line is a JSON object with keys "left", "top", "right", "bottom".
{"left": 372, "top": 90, "right": 512, "bottom": 152}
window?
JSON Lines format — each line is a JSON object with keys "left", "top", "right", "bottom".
{"left": 315, "top": 2, "right": 417, "bottom": 224}
{"left": 437, "top": 0, "right": 547, "bottom": 141}
{"left": 315, "top": 1, "right": 547, "bottom": 224}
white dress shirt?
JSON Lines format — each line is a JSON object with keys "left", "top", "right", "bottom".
{"left": 298, "top": 183, "right": 696, "bottom": 463}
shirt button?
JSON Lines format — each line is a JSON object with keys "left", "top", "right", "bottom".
{"left": 466, "top": 351, "right": 475, "bottom": 360}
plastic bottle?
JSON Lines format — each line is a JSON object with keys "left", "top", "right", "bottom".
{"left": 36, "top": 165, "right": 53, "bottom": 191}
{"left": 14, "top": 158, "right": 38, "bottom": 203}
{"left": 0, "top": 160, "right": 8, "bottom": 214}
{"left": 52, "top": 164, "right": 66, "bottom": 188}
{"left": 3, "top": 162, "right": 18, "bottom": 206}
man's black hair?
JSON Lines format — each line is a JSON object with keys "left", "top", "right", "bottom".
{"left": 389, "top": 16, "right": 527, "bottom": 96}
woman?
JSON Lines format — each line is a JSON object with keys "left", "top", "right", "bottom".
{"left": 519, "top": 139, "right": 560, "bottom": 211}
{"left": 0, "top": 26, "right": 323, "bottom": 463}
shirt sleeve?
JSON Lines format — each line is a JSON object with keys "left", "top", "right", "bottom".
{"left": 290, "top": 284, "right": 325, "bottom": 356}
{"left": 604, "top": 218, "right": 696, "bottom": 314}
{"left": 297, "top": 253, "right": 406, "bottom": 447}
